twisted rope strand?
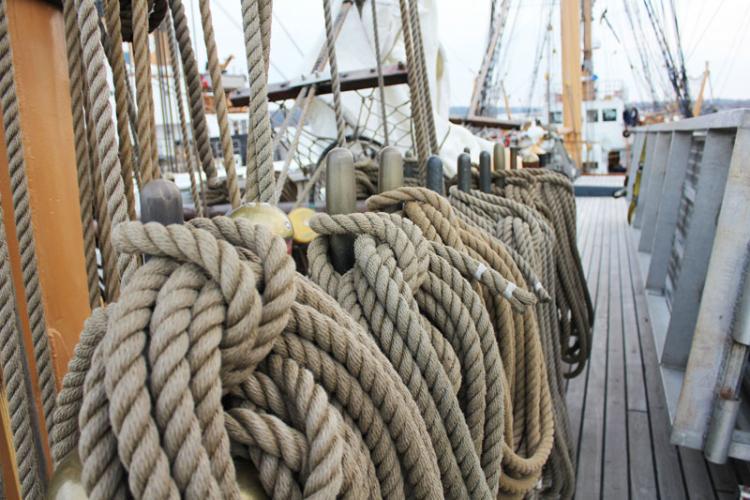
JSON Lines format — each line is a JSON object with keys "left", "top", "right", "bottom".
{"left": 0, "top": 0, "right": 57, "bottom": 449}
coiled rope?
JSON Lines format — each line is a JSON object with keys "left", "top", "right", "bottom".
{"left": 52, "top": 217, "right": 446, "bottom": 499}
{"left": 492, "top": 169, "right": 593, "bottom": 374}
{"left": 447, "top": 186, "right": 576, "bottom": 499}
{"left": 366, "top": 187, "right": 556, "bottom": 498}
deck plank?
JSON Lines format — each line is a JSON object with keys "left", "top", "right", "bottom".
{"left": 616, "top": 199, "right": 659, "bottom": 498}
{"left": 622, "top": 223, "right": 688, "bottom": 499}
{"left": 601, "top": 208, "right": 630, "bottom": 499}
{"left": 567, "top": 198, "right": 605, "bottom": 453}
{"left": 679, "top": 447, "right": 716, "bottom": 500}
{"left": 575, "top": 200, "right": 614, "bottom": 499}
{"left": 570, "top": 197, "right": 743, "bottom": 500}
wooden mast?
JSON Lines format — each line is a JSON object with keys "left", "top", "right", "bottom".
{"left": 560, "top": 0, "right": 583, "bottom": 167}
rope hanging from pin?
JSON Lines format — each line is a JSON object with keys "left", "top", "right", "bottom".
{"left": 0, "top": 0, "right": 58, "bottom": 455}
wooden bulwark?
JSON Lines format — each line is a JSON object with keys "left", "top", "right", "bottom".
{"left": 570, "top": 197, "right": 745, "bottom": 499}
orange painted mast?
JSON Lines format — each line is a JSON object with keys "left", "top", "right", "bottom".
{"left": 0, "top": 1, "right": 92, "bottom": 496}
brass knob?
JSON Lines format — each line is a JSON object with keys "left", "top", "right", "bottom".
{"left": 48, "top": 452, "right": 268, "bottom": 499}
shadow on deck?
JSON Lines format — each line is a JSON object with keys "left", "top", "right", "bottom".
{"left": 569, "top": 197, "right": 748, "bottom": 500}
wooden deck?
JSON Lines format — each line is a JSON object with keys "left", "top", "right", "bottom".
{"left": 569, "top": 197, "right": 747, "bottom": 500}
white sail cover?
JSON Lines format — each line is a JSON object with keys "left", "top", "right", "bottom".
{"left": 300, "top": 0, "right": 493, "bottom": 176}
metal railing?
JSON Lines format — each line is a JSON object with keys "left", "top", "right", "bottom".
{"left": 627, "top": 109, "right": 750, "bottom": 463}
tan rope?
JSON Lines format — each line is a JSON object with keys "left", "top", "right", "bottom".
{"left": 77, "top": 0, "right": 138, "bottom": 294}
{"left": 132, "top": 0, "right": 160, "bottom": 184}
{"left": 406, "top": 0, "right": 438, "bottom": 153}
{"left": 103, "top": 0, "right": 137, "bottom": 221}
{"left": 165, "top": 9, "right": 204, "bottom": 217}
{"left": 62, "top": 0, "right": 101, "bottom": 308}
{"left": 322, "top": 0, "right": 346, "bottom": 147}
{"left": 0, "top": 193, "right": 44, "bottom": 499}
{"left": 197, "top": 0, "right": 241, "bottom": 208}
{"left": 169, "top": 0, "right": 220, "bottom": 186}
{"left": 447, "top": 185, "right": 576, "bottom": 498}
{"left": 307, "top": 211, "right": 530, "bottom": 498}
{"left": 52, "top": 217, "right": 444, "bottom": 499}
{"left": 370, "top": 0, "right": 389, "bottom": 145}
{"left": 396, "top": 0, "right": 429, "bottom": 179}
{"left": 366, "top": 187, "right": 556, "bottom": 498}
{"left": 241, "top": 0, "right": 275, "bottom": 203}
{"left": 0, "top": 0, "right": 57, "bottom": 449}
{"left": 492, "top": 169, "right": 593, "bottom": 375}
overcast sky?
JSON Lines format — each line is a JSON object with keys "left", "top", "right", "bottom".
{"left": 183, "top": 0, "right": 750, "bottom": 108}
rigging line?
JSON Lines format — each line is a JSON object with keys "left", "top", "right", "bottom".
{"left": 715, "top": 3, "right": 750, "bottom": 96}
{"left": 524, "top": 1, "right": 553, "bottom": 115}
{"left": 685, "top": 0, "right": 728, "bottom": 60}
{"left": 272, "top": 11, "right": 306, "bottom": 57}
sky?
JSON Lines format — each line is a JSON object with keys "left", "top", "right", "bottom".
{"left": 181, "top": 0, "right": 750, "bottom": 109}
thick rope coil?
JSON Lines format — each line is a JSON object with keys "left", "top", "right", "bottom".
{"left": 52, "top": 217, "right": 445, "bottom": 499}
{"left": 197, "top": 0, "right": 241, "bottom": 207}
{"left": 447, "top": 185, "right": 576, "bottom": 498}
{"left": 307, "top": 211, "right": 521, "bottom": 498}
{"left": 241, "top": 0, "right": 275, "bottom": 204}
{"left": 365, "top": 187, "right": 556, "bottom": 498}
{"left": 0, "top": 0, "right": 57, "bottom": 449}
{"left": 492, "top": 169, "right": 593, "bottom": 375}
{"left": 0, "top": 195, "right": 44, "bottom": 499}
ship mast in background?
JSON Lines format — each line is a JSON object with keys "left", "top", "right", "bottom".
{"left": 559, "top": 0, "right": 583, "bottom": 167}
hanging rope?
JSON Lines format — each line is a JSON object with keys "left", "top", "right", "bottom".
{"left": 0, "top": 0, "right": 57, "bottom": 448}
{"left": 369, "top": 0, "right": 389, "bottom": 146}
{"left": 365, "top": 188, "right": 556, "bottom": 498}
{"left": 241, "top": 0, "right": 275, "bottom": 204}
{"left": 447, "top": 186, "right": 576, "bottom": 498}
{"left": 197, "top": 0, "right": 242, "bottom": 208}
{"left": 169, "top": 0, "right": 221, "bottom": 187}
{"left": 62, "top": 0, "right": 100, "bottom": 308}
{"left": 307, "top": 211, "right": 526, "bottom": 498}
{"left": 76, "top": 0, "right": 137, "bottom": 295}
{"left": 491, "top": 169, "right": 593, "bottom": 375}
{"left": 406, "top": 0, "right": 438, "bottom": 153}
{"left": 132, "top": 0, "right": 160, "bottom": 184}
{"left": 103, "top": 0, "right": 137, "bottom": 221}
{"left": 322, "top": 0, "right": 346, "bottom": 148}
{"left": 166, "top": 9, "right": 204, "bottom": 217}
{"left": 396, "top": 0, "right": 429, "bottom": 180}
{"left": 0, "top": 194, "right": 44, "bottom": 500}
